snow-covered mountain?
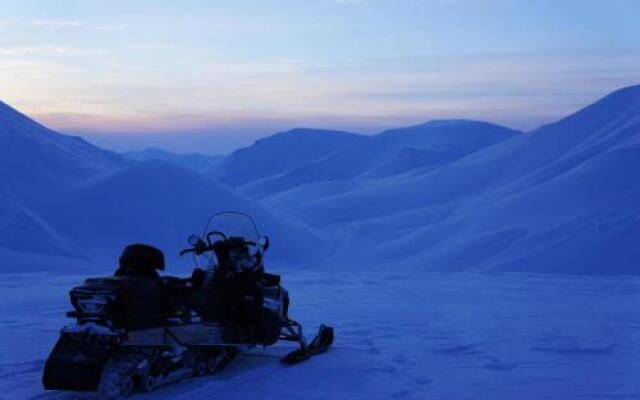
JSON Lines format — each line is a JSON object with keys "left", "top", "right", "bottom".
{"left": 123, "top": 148, "right": 223, "bottom": 175}
{"left": 0, "top": 100, "right": 125, "bottom": 262}
{"left": 275, "top": 85, "right": 640, "bottom": 274}
{"left": 0, "top": 101, "right": 123, "bottom": 206}
{"left": 37, "top": 160, "right": 327, "bottom": 265}
{"left": 0, "top": 103, "right": 327, "bottom": 271}
{"left": 1, "top": 85, "right": 638, "bottom": 274}
{"left": 215, "top": 128, "right": 363, "bottom": 187}
{"left": 240, "top": 120, "right": 519, "bottom": 197}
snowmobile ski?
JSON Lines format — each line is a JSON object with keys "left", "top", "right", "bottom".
{"left": 281, "top": 324, "right": 335, "bottom": 365}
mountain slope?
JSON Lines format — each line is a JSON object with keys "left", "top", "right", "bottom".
{"left": 0, "top": 100, "right": 124, "bottom": 206}
{"left": 241, "top": 120, "right": 519, "bottom": 198}
{"left": 216, "top": 128, "right": 363, "bottom": 187}
{"left": 37, "top": 160, "right": 327, "bottom": 266}
{"left": 0, "top": 103, "right": 326, "bottom": 270}
{"left": 0, "top": 101, "right": 126, "bottom": 261}
{"left": 2, "top": 86, "right": 638, "bottom": 275}
{"left": 301, "top": 85, "right": 640, "bottom": 274}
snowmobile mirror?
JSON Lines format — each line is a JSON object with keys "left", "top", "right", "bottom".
{"left": 259, "top": 235, "right": 270, "bottom": 251}
{"left": 188, "top": 234, "right": 201, "bottom": 246}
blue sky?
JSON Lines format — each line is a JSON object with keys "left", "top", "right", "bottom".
{"left": 1, "top": 0, "right": 639, "bottom": 153}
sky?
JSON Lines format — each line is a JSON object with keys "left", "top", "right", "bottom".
{"left": 1, "top": 0, "right": 639, "bottom": 153}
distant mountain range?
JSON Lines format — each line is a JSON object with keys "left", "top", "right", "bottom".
{"left": 123, "top": 148, "right": 223, "bottom": 175}
{"left": 1, "top": 85, "right": 638, "bottom": 274}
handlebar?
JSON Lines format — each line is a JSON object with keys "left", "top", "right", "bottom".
{"left": 179, "top": 248, "right": 197, "bottom": 256}
{"left": 180, "top": 243, "right": 214, "bottom": 256}
{"left": 180, "top": 234, "right": 262, "bottom": 257}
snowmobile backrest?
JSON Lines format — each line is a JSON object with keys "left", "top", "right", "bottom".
{"left": 116, "top": 244, "right": 165, "bottom": 275}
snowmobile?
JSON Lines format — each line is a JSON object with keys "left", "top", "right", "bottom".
{"left": 42, "top": 212, "right": 333, "bottom": 397}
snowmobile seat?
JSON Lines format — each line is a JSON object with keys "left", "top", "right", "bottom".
{"left": 112, "top": 244, "right": 173, "bottom": 327}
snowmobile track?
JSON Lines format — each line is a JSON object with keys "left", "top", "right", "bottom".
{"left": 164, "top": 353, "right": 293, "bottom": 400}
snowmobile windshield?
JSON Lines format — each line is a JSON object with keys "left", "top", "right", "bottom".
{"left": 202, "top": 212, "right": 261, "bottom": 244}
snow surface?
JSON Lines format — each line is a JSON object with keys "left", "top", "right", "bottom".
{"left": 0, "top": 271, "right": 638, "bottom": 400}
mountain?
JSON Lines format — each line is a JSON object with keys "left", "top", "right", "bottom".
{"left": 1, "top": 85, "right": 638, "bottom": 275}
{"left": 0, "top": 101, "right": 123, "bottom": 207}
{"left": 241, "top": 120, "right": 520, "bottom": 197}
{"left": 366, "top": 120, "right": 520, "bottom": 177}
{"left": 35, "top": 160, "right": 327, "bottom": 266}
{"left": 123, "top": 147, "right": 222, "bottom": 174}
{"left": 0, "top": 100, "right": 125, "bottom": 261}
{"left": 0, "top": 104, "right": 327, "bottom": 271}
{"left": 215, "top": 128, "right": 363, "bottom": 187}
{"left": 0, "top": 188, "right": 77, "bottom": 256}
{"left": 289, "top": 85, "right": 640, "bottom": 274}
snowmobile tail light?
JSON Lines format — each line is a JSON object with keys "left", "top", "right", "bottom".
{"left": 76, "top": 297, "right": 108, "bottom": 314}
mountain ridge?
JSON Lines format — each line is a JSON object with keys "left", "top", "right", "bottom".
{"left": 0, "top": 84, "right": 638, "bottom": 274}
{"left": 240, "top": 119, "right": 520, "bottom": 197}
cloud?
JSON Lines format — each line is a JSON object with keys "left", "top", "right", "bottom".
{"left": 15, "top": 19, "right": 127, "bottom": 31}
{"left": 2, "top": 46, "right": 639, "bottom": 135}
{"left": 97, "top": 23, "right": 128, "bottom": 31}
{"left": 0, "top": 46, "right": 86, "bottom": 56}
{"left": 0, "top": 45, "right": 107, "bottom": 57}
{"left": 25, "top": 19, "right": 84, "bottom": 28}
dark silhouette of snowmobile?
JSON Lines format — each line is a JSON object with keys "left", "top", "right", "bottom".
{"left": 42, "top": 212, "right": 333, "bottom": 397}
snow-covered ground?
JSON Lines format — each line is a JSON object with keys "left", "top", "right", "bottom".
{"left": 1, "top": 269, "right": 638, "bottom": 400}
